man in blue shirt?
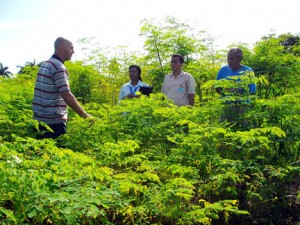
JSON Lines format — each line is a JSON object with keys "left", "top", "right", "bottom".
{"left": 216, "top": 48, "right": 256, "bottom": 95}
{"left": 215, "top": 48, "right": 256, "bottom": 123}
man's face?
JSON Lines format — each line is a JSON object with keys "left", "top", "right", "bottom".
{"left": 227, "top": 53, "right": 241, "bottom": 70}
{"left": 171, "top": 56, "right": 182, "bottom": 71}
{"left": 62, "top": 41, "right": 74, "bottom": 61}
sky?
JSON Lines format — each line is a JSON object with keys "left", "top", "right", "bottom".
{"left": 0, "top": 0, "right": 299, "bottom": 74}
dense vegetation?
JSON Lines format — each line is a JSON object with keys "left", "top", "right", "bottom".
{"left": 0, "top": 17, "right": 299, "bottom": 224}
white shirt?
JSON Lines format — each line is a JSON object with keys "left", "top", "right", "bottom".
{"left": 118, "top": 80, "right": 149, "bottom": 100}
{"left": 161, "top": 71, "right": 196, "bottom": 106}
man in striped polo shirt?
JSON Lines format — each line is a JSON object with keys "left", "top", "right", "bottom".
{"left": 32, "top": 37, "right": 91, "bottom": 139}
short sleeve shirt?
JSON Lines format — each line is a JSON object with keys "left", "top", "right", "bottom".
{"left": 32, "top": 56, "right": 70, "bottom": 124}
{"left": 161, "top": 71, "right": 196, "bottom": 106}
{"left": 217, "top": 65, "right": 256, "bottom": 93}
{"left": 118, "top": 80, "right": 149, "bottom": 100}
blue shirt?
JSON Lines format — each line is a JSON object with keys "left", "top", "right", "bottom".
{"left": 217, "top": 65, "right": 256, "bottom": 93}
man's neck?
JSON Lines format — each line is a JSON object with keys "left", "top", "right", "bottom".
{"left": 52, "top": 54, "right": 64, "bottom": 63}
{"left": 231, "top": 65, "right": 243, "bottom": 71}
{"left": 173, "top": 69, "right": 182, "bottom": 77}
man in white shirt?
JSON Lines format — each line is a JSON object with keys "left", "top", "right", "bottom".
{"left": 161, "top": 54, "right": 196, "bottom": 106}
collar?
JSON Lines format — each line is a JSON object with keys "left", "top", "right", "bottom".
{"left": 128, "top": 80, "right": 142, "bottom": 87}
{"left": 171, "top": 71, "right": 185, "bottom": 79}
{"left": 231, "top": 65, "right": 244, "bottom": 73}
{"left": 51, "top": 54, "right": 64, "bottom": 63}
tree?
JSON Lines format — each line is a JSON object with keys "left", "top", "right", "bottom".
{"left": 249, "top": 33, "right": 300, "bottom": 99}
{"left": 140, "top": 16, "right": 217, "bottom": 102}
{"left": 66, "top": 61, "right": 113, "bottom": 105}
{"left": 17, "top": 59, "right": 40, "bottom": 75}
{"left": 0, "top": 62, "right": 13, "bottom": 77}
{"left": 76, "top": 37, "right": 154, "bottom": 105}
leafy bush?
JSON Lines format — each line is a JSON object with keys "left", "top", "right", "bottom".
{"left": 0, "top": 30, "right": 299, "bottom": 223}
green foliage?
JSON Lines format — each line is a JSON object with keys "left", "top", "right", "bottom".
{"left": 17, "top": 59, "right": 40, "bottom": 76}
{"left": 249, "top": 33, "right": 300, "bottom": 99}
{"left": 0, "top": 62, "right": 13, "bottom": 77}
{"left": 0, "top": 75, "right": 37, "bottom": 142}
{"left": 140, "top": 16, "right": 214, "bottom": 94}
{"left": 76, "top": 38, "right": 150, "bottom": 105}
{"left": 66, "top": 61, "right": 112, "bottom": 104}
{"left": 1, "top": 18, "right": 300, "bottom": 225}
{"left": 2, "top": 81, "right": 297, "bottom": 224}
{"left": 0, "top": 138, "right": 113, "bottom": 224}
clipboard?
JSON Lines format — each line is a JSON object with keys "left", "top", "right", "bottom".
{"left": 139, "top": 86, "right": 153, "bottom": 96}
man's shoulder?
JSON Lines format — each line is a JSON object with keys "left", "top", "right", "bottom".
{"left": 42, "top": 57, "right": 65, "bottom": 70}
{"left": 182, "top": 72, "right": 195, "bottom": 83}
{"left": 217, "top": 66, "right": 232, "bottom": 80}
{"left": 217, "top": 66, "right": 231, "bottom": 75}
{"left": 219, "top": 65, "right": 230, "bottom": 72}
{"left": 163, "top": 73, "right": 173, "bottom": 80}
{"left": 183, "top": 71, "right": 194, "bottom": 78}
{"left": 241, "top": 65, "right": 253, "bottom": 72}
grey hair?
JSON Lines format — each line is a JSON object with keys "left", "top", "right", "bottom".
{"left": 228, "top": 48, "right": 243, "bottom": 60}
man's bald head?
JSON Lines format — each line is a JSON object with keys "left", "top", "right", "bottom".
{"left": 53, "top": 37, "right": 74, "bottom": 62}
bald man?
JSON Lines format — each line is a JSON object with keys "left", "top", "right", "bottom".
{"left": 32, "top": 37, "right": 91, "bottom": 139}
{"left": 216, "top": 48, "right": 256, "bottom": 95}
{"left": 215, "top": 48, "right": 256, "bottom": 123}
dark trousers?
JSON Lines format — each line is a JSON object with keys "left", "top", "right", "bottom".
{"left": 37, "top": 123, "right": 67, "bottom": 139}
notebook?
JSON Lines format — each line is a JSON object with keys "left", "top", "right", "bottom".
{"left": 139, "top": 86, "right": 153, "bottom": 96}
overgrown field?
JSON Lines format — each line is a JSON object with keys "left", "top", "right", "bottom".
{"left": 0, "top": 74, "right": 299, "bottom": 225}
{"left": 1, "top": 22, "right": 300, "bottom": 224}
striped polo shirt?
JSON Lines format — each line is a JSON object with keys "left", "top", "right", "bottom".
{"left": 32, "top": 55, "right": 70, "bottom": 124}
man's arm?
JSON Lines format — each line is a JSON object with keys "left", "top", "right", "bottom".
{"left": 188, "top": 94, "right": 195, "bottom": 106}
{"left": 60, "top": 91, "right": 90, "bottom": 118}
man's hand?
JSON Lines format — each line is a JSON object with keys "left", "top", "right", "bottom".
{"left": 85, "top": 114, "right": 96, "bottom": 126}
{"left": 82, "top": 113, "right": 91, "bottom": 118}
